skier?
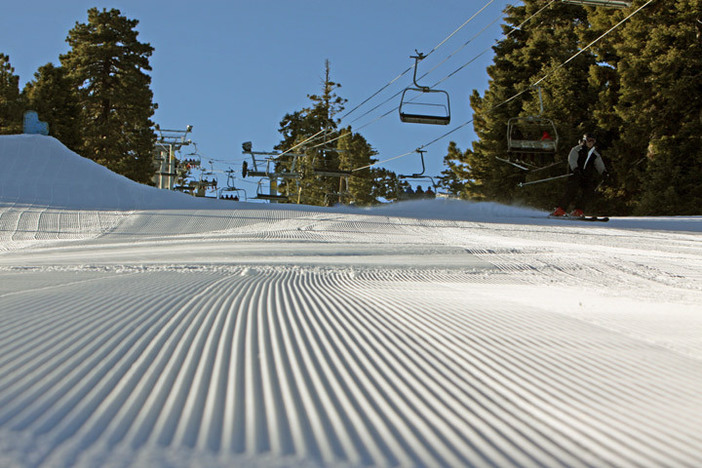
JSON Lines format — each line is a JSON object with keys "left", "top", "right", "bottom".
{"left": 551, "top": 132, "right": 609, "bottom": 218}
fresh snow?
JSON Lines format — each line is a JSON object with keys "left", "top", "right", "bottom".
{"left": 1, "top": 135, "right": 701, "bottom": 467}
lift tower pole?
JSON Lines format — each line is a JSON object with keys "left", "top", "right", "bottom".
{"left": 154, "top": 125, "right": 193, "bottom": 190}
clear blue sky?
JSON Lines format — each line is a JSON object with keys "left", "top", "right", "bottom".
{"left": 2, "top": 0, "right": 514, "bottom": 193}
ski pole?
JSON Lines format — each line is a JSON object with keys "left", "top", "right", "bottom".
{"left": 517, "top": 173, "right": 571, "bottom": 188}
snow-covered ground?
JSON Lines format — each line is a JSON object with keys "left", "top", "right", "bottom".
{"left": 1, "top": 135, "right": 701, "bottom": 467}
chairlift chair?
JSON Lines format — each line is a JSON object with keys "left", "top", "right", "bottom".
{"left": 313, "top": 168, "right": 353, "bottom": 178}
{"left": 503, "top": 116, "right": 559, "bottom": 172}
{"left": 241, "top": 142, "right": 301, "bottom": 179}
{"left": 198, "top": 170, "right": 217, "bottom": 189}
{"left": 254, "top": 179, "right": 288, "bottom": 202}
{"left": 506, "top": 116, "right": 559, "bottom": 153}
{"left": 218, "top": 187, "right": 246, "bottom": 201}
{"left": 217, "top": 169, "right": 247, "bottom": 201}
{"left": 398, "top": 149, "right": 438, "bottom": 190}
{"left": 311, "top": 149, "right": 353, "bottom": 178}
{"left": 506, "top": 86, "right": 559, "bottom": 155}
{"left": 181, "top": 152, "right": 201, "bottom": 169}
{"left": 399, "top": 52, "right": 451, "bottom": 125}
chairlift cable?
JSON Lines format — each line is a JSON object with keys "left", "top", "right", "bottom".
{"left": 419, "top": 11, "right": 507, "bottom": 85}
{"left": 339, "top": 66, "right": 414, "bottom": 124}
{"left": 432, "top": 0, "right": 557, "bottom": 88}
{"left": 424, "top": 0, "right": 496, "bottom": 58}
{"left": 307, "top": 1, "right": 549, "bottom": 161}
{"left": 265, "top": 1, "right": 552, "bottom": 170}
{"left": 276, "top": 128, "right": 327, "bottom": 158}
{"left": 352, "top": 150, "right": 417, "bottom": 172}
{"left": 429, "top": 0, "right": 654, "bottom": 150}
{"left": 309, "top": 99, "right": 402, "bottom": 152}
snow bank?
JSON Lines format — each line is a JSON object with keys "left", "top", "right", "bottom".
{"left": 0, "top": 135, "right": 213, "bottom": 210}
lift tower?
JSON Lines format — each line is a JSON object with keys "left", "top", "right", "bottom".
{"left": 154, "top": 125, "right": 193, "bottom": 190}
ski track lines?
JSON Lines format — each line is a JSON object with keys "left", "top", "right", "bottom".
{"left": 430, "top": 222, "right": 702, "bottom": 293}
{"left": 1, "top": 269, "right": 702, "bottom": 467}
{"left": 103, "top": 211, "right": 436, "bottom": 246}
{"left": 0, "top": 206, "right": 127, "bottom": 250}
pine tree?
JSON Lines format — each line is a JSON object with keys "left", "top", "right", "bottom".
{"left": 336, "top": 128, "right": 378, "bottom": 206}
{"left": 276, "top": 60, "right": 347, "bottom": 206}
{"left": 23, "top": 63, "right": 82, "bottom": 152}
{"left": 613, "top": 0, "right": 702, "bottom": 214}
{"left": 453, "top": 1, "right": 600, "bottom": 208}
{"left": 455, "top": 1, "right": 700, "bottom": 214}
{"left": 0, "top": 54, "right": 24, "bottom": 134}
{"left": 572, "top": 6, "right": 631, "bottom": 214}
{"left": 439, "top": 141, "right": 473, "bottom": 199}
{"left": 60, "top": 8, "right": 156, "bottom": 184}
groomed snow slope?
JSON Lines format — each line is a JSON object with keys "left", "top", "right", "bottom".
{"left": 1, "top": 135, "right": 701, "bottom": 467}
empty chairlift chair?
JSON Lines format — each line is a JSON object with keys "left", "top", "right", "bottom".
{"left": 398, "top": 149, "right": 437, "bottom": 191}
{"left": 399, "top": 52, "right": 451, "bottom": 126}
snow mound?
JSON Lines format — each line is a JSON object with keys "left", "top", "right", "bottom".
{"left": 0, "top": 135, "right": 544, "bottom": 221}
{"left": 0, "top": 135, "right": 212, "bottom": 210}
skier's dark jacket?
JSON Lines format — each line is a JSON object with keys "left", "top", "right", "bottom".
{"left": 567, "top": 144, "right": 606, "bottom": 178}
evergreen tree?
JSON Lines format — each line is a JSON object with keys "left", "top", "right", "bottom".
{"left": 60, "top": 8, "right": 156, "bottom": 184}
{"left": 452, "top": 1, "right": 600, "bottom": 208}
{"left": 23, "top": 63, "right": 82, "bottom": 152}
{"left": 275, "top": 62, "right": 397, "bottom": 206}
{"left": 574, "top": 6, "right": 631, "bottom": 214}
{"left": 371, "top": 168, "right": 404, "bottom": 202}
{"left": 276, "top": 60, "right": 347, "bottom": 206}
{"left": 612, "top": 0, "right": 702, "bottom": 214}
{"left": 336, "top": 127, "right": 378, "bottom": 206}
{"left": 439, "top": 141, "right": 474, "bottom": 199}
{"left": 449, "top": 1, "right": 700, "bottom": 215}
{"left": 0, "top": 54, "right": 24, "bottom": 134}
